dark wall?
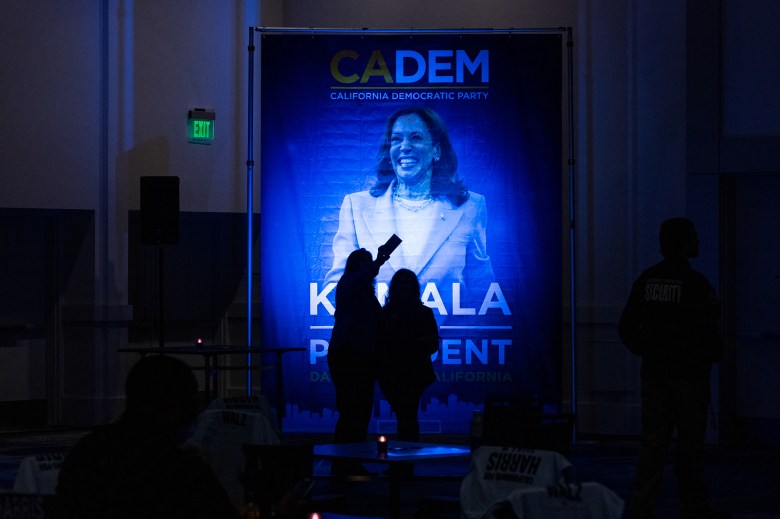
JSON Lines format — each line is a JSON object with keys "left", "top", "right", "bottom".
{"left": 687, "top": 0, "right": 780, "bottom": 446}
{"left": 127, "top": 211, "right": 260, "bottom": 348}
{"left": 0, "top": 209, "right": 95, "bottom": 426}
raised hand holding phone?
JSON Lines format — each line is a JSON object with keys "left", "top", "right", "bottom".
{"left": 377, "top": 234, "right": 402, "bottom": 264}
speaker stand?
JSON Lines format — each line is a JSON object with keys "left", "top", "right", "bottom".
{"left": 157, "top": 243, "right": 165, "bottom": 350}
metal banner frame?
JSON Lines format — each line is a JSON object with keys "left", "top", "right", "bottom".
{"left": 246, "top": 26, "right": 577, "bottom": 438}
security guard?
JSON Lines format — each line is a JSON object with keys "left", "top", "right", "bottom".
{"left": 619, "top": 218, "right": 728, "bottom": 519}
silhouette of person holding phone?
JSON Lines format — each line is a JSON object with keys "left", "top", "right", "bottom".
{"left": 327, "top": 238, "right": 398, "bottom": 475}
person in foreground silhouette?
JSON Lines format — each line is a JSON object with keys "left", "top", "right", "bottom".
{"left": 327, "top": 247, "right": 391, "bottom": 475}
{"left": 56, "top": 355, "right": 240, "bottom": 519}
{"left": 379, "top": 268, "right": 439, "bottom": 441}
{"left": 619, "top": 218, "right": 729, "bottom": 519}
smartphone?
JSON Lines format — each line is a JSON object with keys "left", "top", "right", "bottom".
{"left": 382, "top": 233, "right": 402, "bottom": 255}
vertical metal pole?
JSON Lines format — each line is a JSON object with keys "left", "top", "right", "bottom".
{"left": 566, "top": 27, "right": 577, "bottom": 441}
{"left": 158, "top": 243, "right": 165, "bottom": 350}
{"left": 246, "top": 27, "right": 256, "bottom": 394}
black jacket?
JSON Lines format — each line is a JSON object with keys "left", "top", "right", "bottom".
{"left": 329, "top": 261, "right": 383, "bottom": 364}
{"left": 618, "top": 258, "right": 724, "bottom": 379}
{"left": 379, "top": 301, "right": 439, "bottom": 391}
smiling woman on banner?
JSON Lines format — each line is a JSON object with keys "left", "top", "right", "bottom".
{"left": 325, "top": 106, "right": 495, "bottom": 312}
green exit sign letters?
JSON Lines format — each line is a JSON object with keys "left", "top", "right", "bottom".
{"left": 188, "top": 109, "right": 215, "bottom": 144}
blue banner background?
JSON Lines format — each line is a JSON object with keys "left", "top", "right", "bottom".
{"left": 260, "top": 33, "right": 563, "bottom": 433}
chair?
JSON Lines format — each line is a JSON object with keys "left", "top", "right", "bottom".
{"left": 242, "top": 444, "right": 346, "bottom": 518}
{"left": 499, "top": 481, "right": 624, "bottom": 518}
{"left": 482, "top": 395, "right": 574, "bottom": 455}
{"left": 417, "top": 444, "right": 576, "bottom": 519}
{"left": 535, "top": 414, "right": 575, "bottom": 455}
{"left": 12, "top": 452, "right": 68, "bottom": 495}
{"left": 0, "top": 493, "right": 57, "bottom": 519}
{"left": 482, "top": 395, "right": 541, "bottom": 448}
{"left": 417, "top": 397, "right": 571, "bottom": 519}
{"left": 206, "top": 394, "right": 280, "bottom": 439}
{"left": 187, "top": 408, "right": 280, "bottom": 502}
{"left": 459, "top": 446, "right": 574, "bottom": 519}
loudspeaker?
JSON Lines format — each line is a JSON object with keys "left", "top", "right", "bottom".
{"left": 140, "top": 176, "right": 179, "bottom": 245}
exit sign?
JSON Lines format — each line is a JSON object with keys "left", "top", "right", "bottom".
{"left": 188, "top": 109, "right": 215, "bottom": 144}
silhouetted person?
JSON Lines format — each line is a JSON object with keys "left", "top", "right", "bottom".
{"left": 56, "top": 355, "right": 240, "bottom": 519}
{"left": 328, "top": 247, "right": 391, "bottom": 474}
{"left": 379, "top": 268, "right": 439, "bottom": 441}
{"left": 619, "top": 218, "right": 728, "bottom": 519}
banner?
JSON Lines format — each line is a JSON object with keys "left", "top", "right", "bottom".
{"left": 260, "top": 32, "right": 563, "bottom": 433}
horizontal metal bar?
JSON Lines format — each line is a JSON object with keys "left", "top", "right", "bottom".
{"left": 253, "top": 26, "right": 569, "bottom": 35}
